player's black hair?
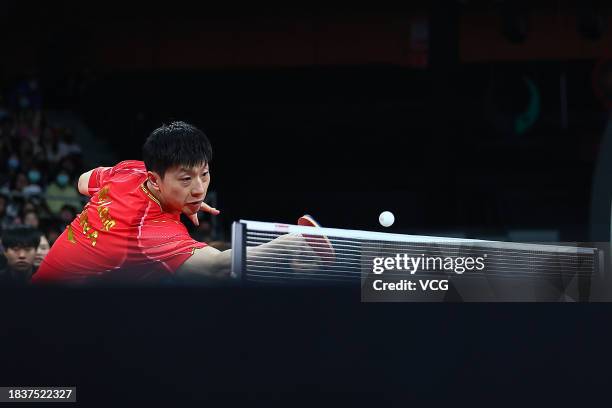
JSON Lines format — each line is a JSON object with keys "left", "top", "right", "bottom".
{"left": 142, "top": 121, "right": 212, "bottom": 178}
{"left": 1, "top": 226, "right": 41, "bottom": 250}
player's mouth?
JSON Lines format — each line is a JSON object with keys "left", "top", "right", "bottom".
{"left": 186, "top": 201, "right": 202, "bottom": 210}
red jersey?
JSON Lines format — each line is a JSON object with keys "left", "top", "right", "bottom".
{"left": 33, "top": 160, "right": 207, "bottom": 284}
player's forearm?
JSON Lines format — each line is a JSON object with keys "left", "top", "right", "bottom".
{"left": 195, "top": 236, "right": 299, "bottom": 278}
{"left": 178, "top": 234, "right": 304, "bottom": 282}
{"left": 176, "top": 246, "right": 231, "bottom": 281}
{"left": 197, "top": 235, "right": 303, "bottom": 278}
{"left": 211, "top": 249, "right": 232, "bottom": 278}
{"left": 246, "top": 233, "right": 302, "bottom": 259}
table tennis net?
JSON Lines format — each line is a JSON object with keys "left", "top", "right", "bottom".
{"left": 231, "top": 220, "right": 601, "bottom": 291}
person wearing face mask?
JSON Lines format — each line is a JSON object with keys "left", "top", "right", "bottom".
{"left": 22, "top": 168, "right": 43, "bottom": 197}
{"left": 28, "top": 169, "right": 41, "bottom": 184}
{"left": 45, "top": 171, "right": 81, "bottom": 215}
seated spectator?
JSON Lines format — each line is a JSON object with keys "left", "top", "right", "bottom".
{"left": 42, "top": 127, "right": 62, "bottom": 164}
{"left": 24, "top": 197, "right": 52, "bottom": 221}
{"left": 0, "top": 78, "right": 86, "bottom": 235}
{"left": 23, "top": 210, "right": 39, "bottom": 229}
{"left": 22, "top": 167, "right": 43, "bottom": 197}
{"left": 43, "top": 221, "right": 64, "bottom": 246}
{"left": 33, "top": 233, "right": 50, "bottom": 272}
{"left": 11, "top": 172, "right": 29, "bottom": 199}
{"left": 21, "top": 199, "right": 37, "bottom": 214}
{"left": 45, "top": 171, "right": 81, "bottom": 214}
{"left": 6, "top": 153, "right": 20, "bottom": 173}
{"left": 19, "top": 137, "right": 34, "bottom": 162}
{"left": 57, "top": 129, "right": 82, "bottom": 158}
{"left": 0, "top": 226, "right": 40, "bottom": 286}
{"left": 0, "top": 193, "right": 16, "bottom": 229}
{"left": 58, "top": 204, "right": 77, "bottom": 226}
{"left": 58, "top": 155, "right": 82, "bottom": 183}
{"left": 11, "top": 78, "right": 42, "bottom": 112}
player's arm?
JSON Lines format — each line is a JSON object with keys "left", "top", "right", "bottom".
{"left": 77, "top": 170, "right": 94, "bottom": 196}
{"left": 176, "top": 234, "right": 313, "bottom": 281}
{"left": 175, "top": 246, "right": 231, "bottom": 280}
{"left": 77, "top": 167, "right": 111, "bottom": 196}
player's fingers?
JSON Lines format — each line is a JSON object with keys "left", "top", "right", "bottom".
{"left": 200, "top": 202, "right": 220, "bottom": 215}
{"left": 189, "top": 213, "right": 199, "bottom": 226}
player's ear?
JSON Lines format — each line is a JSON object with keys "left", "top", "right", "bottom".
{"left": 147, "top": 171, "right": 162, "bottom": 191}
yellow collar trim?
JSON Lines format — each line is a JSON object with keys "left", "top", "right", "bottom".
{"left": 140, "top": 182, "right": 163, "bottom": 211}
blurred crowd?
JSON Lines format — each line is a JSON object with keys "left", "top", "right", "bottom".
{"left": 0, "top": 78, "right": 85, "bottom": 286}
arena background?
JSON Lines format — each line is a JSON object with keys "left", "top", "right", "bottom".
{"left": 2, "top": 1, "right": 612, "bottom": 405}
{"left": 4, "top": 1, "right": 612, "bottom": 240}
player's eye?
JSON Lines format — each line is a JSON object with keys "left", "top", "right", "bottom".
{"left": 181, "top": 177, "right": 191, "bottom": 182}
{"left": 201, "top": 172, "right": 209, "bottom": 177}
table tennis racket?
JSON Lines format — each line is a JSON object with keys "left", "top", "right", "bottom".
{"left": 297, "top": 214, "right": 335, "bottom": 264}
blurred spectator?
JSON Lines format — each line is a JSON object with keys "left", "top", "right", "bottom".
{"left": 57, "top": 129, "right": 82, "bottom": 158}
{"left": 23, "top": 210, "right": 40, "bottom": 229}
{"left": 23, "top": 167, "right": 43, "bottom": 197}
{"left": 42, "top": 127, "right": 63, "bottom": 163}
{"left": 0, "top": 226, "right": 40, "bottom": 286}
{"left": 11, "top": 172, "right": 29, "bottom": 200}
{"left": 7, "top": 153, "right": 20, "bottom": 172}
{"left": 33, "top": 233, "right": 50, "bottom": 272}
{"left": 19, "top": 132, "right": 34, "bottom": 155}
{"left": 23, "top": 198, "right": 52, "bottom": 223}
{"left": 0, "top": 77, "right": 84, "bottom": 240}
{"left": 22, "top": 200, "right": 36, "bottom": 213}
{"left": 58, "top": 205, "right": 78, "bottom": 226}
{"left": 44, "top": 221, "right": 64, "bottom": 246}
{"left": 10, "top": 78, "right": 42, "bottom": 112}
{"left": 45, "top": 171, "right": 80, "bottom": 214}
{"left": 0, "top": 193, "right": 17, "bottom": 229}
{"left": 58, "top": 155, "right": 82, "bottom": 181}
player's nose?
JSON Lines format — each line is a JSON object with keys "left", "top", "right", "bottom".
{"left": 191, "top": 179, "right": 206, "bottom": 197}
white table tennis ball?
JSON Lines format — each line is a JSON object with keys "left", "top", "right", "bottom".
{"left": 379, "top": 211, "right": 395, "bottom": 227}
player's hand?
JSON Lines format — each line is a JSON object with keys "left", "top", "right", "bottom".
{"left": 290, "top": 234, "right": 322, "bottom": 271}
{"left": 188, "top": 202, "right": 220, "bottom": 226}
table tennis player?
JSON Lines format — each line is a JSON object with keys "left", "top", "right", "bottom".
{"left": 33, "top": 121, "right": 322, "bottom": 285}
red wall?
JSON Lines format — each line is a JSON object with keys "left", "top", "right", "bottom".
{"left": 460, "top": 10, "right": 612, "bottom": 62}
{"left": 5, "top": 7, "right": 612, "bottom": 73}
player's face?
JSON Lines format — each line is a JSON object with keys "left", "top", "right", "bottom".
{"left": 158, "top": 163, "right": 210, "bottom": 216}
{"left": 5, "top": 246, "right": 36, "bottom": 273}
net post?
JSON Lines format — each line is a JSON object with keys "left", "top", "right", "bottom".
{"left": 597, "top": 247, "right": 606, "bottom": 278}
{"left": 231, "top": 221, "right": 246, "bottom": 282}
